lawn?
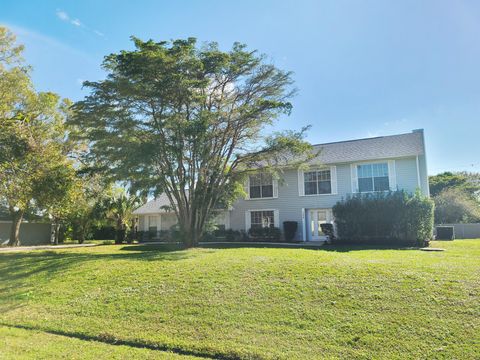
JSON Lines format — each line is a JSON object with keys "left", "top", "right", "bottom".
{"left": 0, "top": 241, "right": 478, "bottom": 359}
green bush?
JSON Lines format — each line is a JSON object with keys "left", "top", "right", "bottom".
{"left": 333, "top": 190, "right": 434, "bottom": 246}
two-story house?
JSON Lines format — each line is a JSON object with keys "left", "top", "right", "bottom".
{"left": 133, "top": 129, "right": 429, "bottom": 242}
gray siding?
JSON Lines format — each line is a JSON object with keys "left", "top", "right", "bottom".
{"left": 395, "top": 157, "right": 420, "bottom": 193}
{"left": 230, "top": 156, "right": 427, "bottom": 240}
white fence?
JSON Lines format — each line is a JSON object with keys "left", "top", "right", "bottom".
{"left": 436, "top": 223, "right": 480, "bottom": 239}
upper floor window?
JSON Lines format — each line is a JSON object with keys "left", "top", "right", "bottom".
{"left": 304, "top": 169, "right": 332, "bottom": 195}
{"left": 249, "top": 173, "right": 273, "bottom": 198}
{"left": 357, "top": 163, "right": 389, "bottom": 192}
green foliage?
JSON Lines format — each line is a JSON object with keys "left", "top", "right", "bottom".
{"left": 429, "top": 172, "right": 480, "bottom": 224}
{"left": 333, "top": 191, "right": 434, "bottom": 246}
{"left": 99, "top": 188, "right": 141, "bottom": 244}
{"left": 71, "top": 36, "right": 312, "bottom": 246}
{"left": 434, "top": 187, "right": 480, "bottom": 223}
{"left": 429, "top": 171, "right": 480, "bottom": 197}
{"left": 0, "top": 26, "right": 75, "bottom": 245}
{"left": 248, "top": 226, "right": 281, "bottom": 241}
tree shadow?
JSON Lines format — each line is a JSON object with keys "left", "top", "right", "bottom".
{"left": 198, "top": 242, "right": 419, "bottom": 252}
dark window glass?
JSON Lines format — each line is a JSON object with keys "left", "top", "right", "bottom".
{"left": 304, "top": 170, "right": 331, "bottom": 195}
{"left": 374, "top": 176, "right": 389, "bottom": 191}
{"left": 249, "top": 174, "right": 274, "bottom": 198}
{"left": 358, "top": 177, "right": 373, "bottom": 192}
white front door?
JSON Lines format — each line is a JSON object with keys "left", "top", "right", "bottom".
{"left": 308, "top": 209, "right": 333, "bottom": 241}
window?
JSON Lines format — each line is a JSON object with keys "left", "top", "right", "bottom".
{"left": 357, "top": 163, "right": 389, "bottom": 192}
{"left": 249, "top": 173, "right": 274, "bottom": 198}
{"left": 148, "top": 216, "right": 158, "bottom": 232}
{"left": 304, "top": 170, "right": 332, "bottom": 195}
{"left": 250, "top": 210, "right": 274, "bottom": 229}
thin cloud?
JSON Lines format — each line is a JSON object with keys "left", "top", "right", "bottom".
{"left": 56, "top": 10, "right": 69, "bottom": 21}
{"left": 55, "top": 9, "right": 105, "bottom": 37}
{"left": 71, "top": 19, "right": 82, "bottom": 27}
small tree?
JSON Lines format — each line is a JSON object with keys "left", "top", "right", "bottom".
{"left": 71, "top": 37, "right": 312, "bottom": 247}
{"left": 101, "top": 189, "right": 140, "bottom": 244}
{"left": 34, "top": 163, "right": 79, "bottom": 244}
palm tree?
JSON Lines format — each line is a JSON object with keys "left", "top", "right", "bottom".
{"left": 102, "top": 189, "right": 141, "bottom": 244}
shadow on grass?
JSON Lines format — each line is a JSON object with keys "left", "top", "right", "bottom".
{"left": 0, "top": 322, "right": 243, "bottom": 360}
{"left": 0, "top": 246, "right": 193, "bottom": 286}
{"left": 198, "top": 242, "right": 418, "bottom": 252}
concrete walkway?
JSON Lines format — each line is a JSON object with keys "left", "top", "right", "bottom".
{"left": 0, "top": 243, "right": 98, "bottom": 253}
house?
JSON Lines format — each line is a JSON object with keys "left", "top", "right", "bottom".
{"left": 133, "top": 129, "right": 429, "bottom": 242}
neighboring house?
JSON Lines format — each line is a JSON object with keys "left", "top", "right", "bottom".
{"left": 133, "top": 129, "right": 429, "bottom": 242}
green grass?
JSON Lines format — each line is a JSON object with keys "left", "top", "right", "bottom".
{"left": 0, "top": 241, "right": 479, "bottom": 359}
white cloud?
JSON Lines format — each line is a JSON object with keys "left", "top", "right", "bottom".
{"left": 56, "top": 10, "right": 69, "bottom": 21}
{"left": 55, "top": 9, "right": 104, "bottom": 37}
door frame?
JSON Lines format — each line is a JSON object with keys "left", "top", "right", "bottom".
{"left": 306, "top": 208, "right": 333, "bottom": 241}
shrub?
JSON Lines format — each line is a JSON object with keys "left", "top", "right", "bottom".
{"left": 283, "top": 221, "right": 298, "bottom": 242}
{"left": 248, "top": 227, "right": 282, "bottom": 242}
{"left": 333, "top": 190, "right": 434, "bottom": 247}
{"left": 210, "top": 228, "right": 242, "bottom": 242}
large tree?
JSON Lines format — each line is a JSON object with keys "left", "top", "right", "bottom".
{"left": 72, "top": 37, "right": 312, "bottom": 246}
{"left": 0, "top": 26, "right": 73, "bottom": 246}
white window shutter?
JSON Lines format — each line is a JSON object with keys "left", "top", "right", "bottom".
{"left": 330, "top": 166, "right": 337, "bottom": 194}
{"left": 273, "top": 179, "right": 279, "bottom": 198}
{"left": 388, "top": 160, "right": 397, "bottom": 191}
{"left": 298, "top": 170, "right": 305, "bottom": 196}
{"left": 350, "top": 164, "right": 358, "bottom": 193}
{"left": 273, "top": 210, "right": 280, "bottom": 228}
{"left": 245, "top": 211, "right": 251, "bottom": 231}
{"left": 244, "top": 177, "right": 250, "bottom": 199}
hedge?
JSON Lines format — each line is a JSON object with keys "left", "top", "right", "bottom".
{"left": 332, "top": 190, "right": 434, "bottom": 246}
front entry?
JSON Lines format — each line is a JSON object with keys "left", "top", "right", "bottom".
{"left": 308, "top": 209, "right": 333, "bottom": 241}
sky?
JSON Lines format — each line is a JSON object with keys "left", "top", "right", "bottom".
{"left": 1, "top": 0, "right": 479, "bottom": 175}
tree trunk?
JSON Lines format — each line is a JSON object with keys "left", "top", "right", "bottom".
{"left": 115, "top": 218, "right": 124, "bottom": 244}
{"left": 53, "top": 222, "right": 61, "bottom": 245}
{"left": 8, "top": 209, "right": 24, "bottom": 247}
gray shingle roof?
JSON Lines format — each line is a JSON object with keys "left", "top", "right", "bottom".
{"left": 133, "top": 193, "right": 172, "bottom": 215}
{"left": 310, "top": 130, "right": 425, "bottom": 165}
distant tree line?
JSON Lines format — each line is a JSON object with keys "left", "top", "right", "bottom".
{"left": 429, "top": 172, "right": 480, "bottom": 224}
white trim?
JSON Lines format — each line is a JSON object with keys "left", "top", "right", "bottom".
{"left": 245, "top": 177, "right": 250, "bottom": 199}
{"left": 301, "top": 208, "right": 306, "bottom": 241}
{"left": 298, "top": 169, "right": 305, "bottom": 196}
{"left": 299, "top": 167, "right": 336, "bottom": 196}
{"left": 245, "top": 174, "right": 278, "bottom": 200}
{"left": 245, "top": 211, "right": 251, "bottom": 231}
{"left": 352, "top": 160, "right": 396, "bottom": 193}
{"left": 388, "top": 160, "right": 397, "bottom": 191}
{"left": 330, "top": 165, "right": 338, "bottom": 195}
{"left": 350, "top": 164, "right": 358, "bottom": 193}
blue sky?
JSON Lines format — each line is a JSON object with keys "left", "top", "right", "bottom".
{"left": 1, "top": 0, "right": 479, "bottom": 175}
